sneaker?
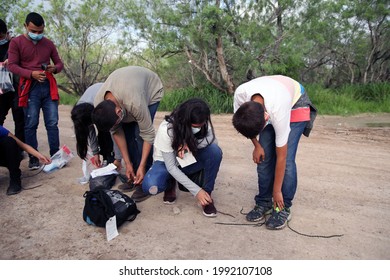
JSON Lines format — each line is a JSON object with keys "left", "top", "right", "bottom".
{"left": 131, "top": 185, "right": 151, "bottom": 203}
{"left": 202, "top": 201, "right": 217, "bottom": 218}
{"left": 246, "top": 204, "right": 272, "bottom": 222}
{"left": 163, "top": 181, "right": 177, "bottom": 204}
{"left": 28, "top": 156, "right": 40, "bottom": 170}
{"left": 118, "top": 182, "right": 136, "bottom": 192}
{"left": 265, "top": 207, "right": 291, "bottom": 230}
{"left": 7, "top": 179, "right": 22, "bottom": 196}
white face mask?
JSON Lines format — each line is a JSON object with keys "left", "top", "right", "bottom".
{"left": 191, "top": 127, "right": 201, "bottom": 134}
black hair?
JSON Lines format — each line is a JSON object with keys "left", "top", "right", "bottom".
{"left": 71, "top": 103, "right": 94, "bottom": 160}
{"left": 91, "top": 100, "right": 118, "bottom": 132}
{"left": 0, "top": 19, "right": 7, "bottom": 35}
{"left": 232, "top": 101, "right": 265, "bottom": 139}
{"left": 25, "top": 12, "right": 45, "bottom": 26}
{"left": 165, "top": 98, "right": 215, "bottom": 155}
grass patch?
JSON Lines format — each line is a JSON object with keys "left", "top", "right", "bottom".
{"left": 160, "top": 85, "right": 233, "bottom": 114}
{"left": 307, "top": 82, "right": 390, "bottom": 115}
{"left": 59, "top": 91, "right": 78, "bottom": 106}
{"left": 59, "top": 82, "right": 390, "bottom": 116}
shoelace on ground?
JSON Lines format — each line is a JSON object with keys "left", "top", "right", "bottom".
{"left": 214, "top": 207, "right": 344, "bottom": 239}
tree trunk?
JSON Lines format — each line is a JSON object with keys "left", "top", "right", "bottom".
{"left": 215, "top": 35, "right": 235, "bottom": 95}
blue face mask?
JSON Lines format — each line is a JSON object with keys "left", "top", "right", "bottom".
{"left": 0, "top": 38, "right": 8, "bottom": 45}
{"left": 28, "top": 32, "right": 44, "bottom": 41}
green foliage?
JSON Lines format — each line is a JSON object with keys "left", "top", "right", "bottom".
{"left": 159, "top": 85, "right": 233, "bottom": 114}
{"left": 307, "top": 82, "right": 390, "bottom": 115}
{"left": 5, "top": 0, "right": 390, "bottom": 106}
{"left": 59, "top": 91, "right": 79, "bottom": 106}
{"left": 160, "top": 82, "right": 390, "bottom": 116}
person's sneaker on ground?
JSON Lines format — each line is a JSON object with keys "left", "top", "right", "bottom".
{"left": 265, "top": 207, "right": 291, "bottom": 230}
{"left": 246, "top": 204, "right": 272, "bottom": 222}
{"left": 6, "top": 179, "right": 22, "bottom": 196}
{"left": 202, "top": 200, "right": 217, "bottom": 217}
{"left": 131, "top": 185, "right": 151, "bottom": 202}
{"left": 163, "top": 181, "right": 177, "bottom": 204}
{"left": 118, "top": 182, "right": 136, "bottom": 192}
{"left": 28, "top": 156, "right": 40, "bottom": 170}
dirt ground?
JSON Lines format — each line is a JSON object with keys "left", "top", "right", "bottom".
{"left": 0, "top": 105, "right": 389, "bottom": 260}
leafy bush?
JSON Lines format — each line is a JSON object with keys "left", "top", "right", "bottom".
{"left": 160, "top": 85, "right": 233, "bottom": 114}
{"left": 307, "top": 82, "right": 390, "bottom": 115}
{"left": 60, "top": 82, "right": 390, "bottom": 116}
{"left": 59, "top": 92, "right": 79, "bottom": 105}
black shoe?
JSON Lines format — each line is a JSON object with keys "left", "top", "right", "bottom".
{"left": 131, "top": 185, "right": 151, "bottom": 202}
{"left": 246, "top": 204, "right": 273, "bottom": 222}
{"left": 28, "top": 156, "right": 40, "bottom": 170}
{"left": 265, "top": 207, "right": 291, "bottom": 230}
{"left": 202, "top": 200, "right": 217, "bottom": 218}
{"left": 118, "top": 182, "right": 136, "bottom": 192}
{"left": 163, "top": 180, "right": 177, "bottom": 204}
{"left": 7, "top": 179, "right": 22, "bottom": 196}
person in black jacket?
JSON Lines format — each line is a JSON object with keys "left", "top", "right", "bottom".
{"left": 0, "top": 19, "right": 25, "bottom": 146}
{"left": 0, "top": 125, "right": 50, "bottom": 195}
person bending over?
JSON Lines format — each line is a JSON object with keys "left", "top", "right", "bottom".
{"left": 232, "top": 75, "right": 316, "bottom": 230}
{"left": 92, "top": 66, "right": 164, "bottom": 202}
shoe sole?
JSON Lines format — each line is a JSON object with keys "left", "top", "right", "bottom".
{"left": 7, "top": 189, "right": 22, "bottom": 196}
{"left": 246, "top": 208, "right": 272, "bottom": 222}
{"left": 163, "top": 199, "right": 176, "bottom": 205}
{"left": 203, "top": 211, "right": 217, "bottom": 218}
{"left": 266, "top": 213, "right": 292, "bottom": 230}
{"left": 29, "top": 166, "right": 40, "bottom": 170}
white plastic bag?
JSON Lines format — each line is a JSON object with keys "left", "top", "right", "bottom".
{"left": 78, "top": 153, "right": 98, "bottom": 184}
{"left": 0, "top": 62, "right": 14, "bottom": 94}
{"left": 43, "top": 145, "right": 74, "bottom": 173}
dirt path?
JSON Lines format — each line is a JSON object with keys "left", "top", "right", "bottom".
{"left": 1, "top": 105, "right": 389, "bottom": 259}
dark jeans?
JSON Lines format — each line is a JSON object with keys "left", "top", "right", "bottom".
{"left": 24, "top": 80, "right": 59, "bottom": 156}
{"left": 255, "top": 121, "right": 307, "bottom": 208}
{"left": 0, "top": 135, "right": 21, "bottom": 182}
{"left": 142, "top": 143, "right": 223, "bottom": 195}
{"left": 0, "top": 91, "right": 25, "bottom": 142}
{"left": 122, "top": 102, "right": 159, "bottom": 172}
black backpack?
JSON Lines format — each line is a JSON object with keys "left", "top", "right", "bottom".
{"left": 83, "top": 189, "right": 140, "bottom": 228}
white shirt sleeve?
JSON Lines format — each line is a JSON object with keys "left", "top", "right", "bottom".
{"left": 233, "top": 84, "right": 252, "bottom": 112}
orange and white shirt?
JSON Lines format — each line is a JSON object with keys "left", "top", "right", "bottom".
{"left": 234, "top": 75, "right": 310, "bottom": 147}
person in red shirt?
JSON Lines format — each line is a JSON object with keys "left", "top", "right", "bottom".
{"left": 8, "top": 12, "right": 63, "bottom": 170}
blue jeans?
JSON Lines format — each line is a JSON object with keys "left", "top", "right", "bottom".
{"left": 122, "top": 102, "right": 159, "bottom": 172}
{"left": 142, "top": 143, "right": 222, "bottom": 195}
{"left": 24, "top": 80, "right": 59, "bottom": 156}
{"left": 255, "top": 121, "right": 307, "bottom": 208}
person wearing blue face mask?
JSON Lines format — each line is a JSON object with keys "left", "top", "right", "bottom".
{"left": 7, "top": 12, "right": 63, "bottom": 170}
{"left": 92, "top": 66, "right": 164, "bottom": 202}
{"left": 0, "top": 19, "right": 25, "bottom": 149}
{"left": 142, "top": 98, "right": 223, "bottom": 217}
